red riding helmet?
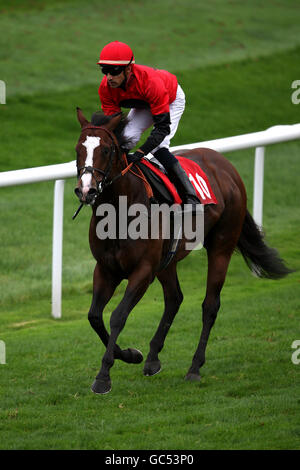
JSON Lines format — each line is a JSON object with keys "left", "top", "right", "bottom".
{"left": 97, "top": 41, "right": 135, "bottom": 66}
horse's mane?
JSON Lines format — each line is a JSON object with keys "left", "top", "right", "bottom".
{"left": 91, "top": 111, "right": 131, "bottom": 150}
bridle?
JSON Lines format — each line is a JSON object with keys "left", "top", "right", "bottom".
{"left": 73, "top": 123, "right": 135, "bottom": 219}
{"left": 73, "top": 122, "right": 153, "bottom": 219}
{"left": 76, "top": 124, "right": 118, "bottom": 195}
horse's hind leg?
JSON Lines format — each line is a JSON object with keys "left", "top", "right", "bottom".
{"left": 185, "top": 247, "right": 233, "bottom": 381}
{"left": 185, "top": 184, "right": 246, "bottom": 381}
{"left": 144, "top": 264, "right": 183, "bottom": 376}
{"left": 88, "top": 263, "right": 143, "bottom": 365}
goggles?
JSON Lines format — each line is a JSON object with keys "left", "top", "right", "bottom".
{"left": 100, "top": 65, "right": 125, "bottom": 76}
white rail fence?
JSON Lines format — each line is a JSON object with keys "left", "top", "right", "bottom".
{"left": 0, "top": 124, "right": 299, "bottom": 319}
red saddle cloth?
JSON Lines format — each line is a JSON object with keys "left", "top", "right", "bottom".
{"left": 140, "top": 156, "right": 218, "bottom": 205}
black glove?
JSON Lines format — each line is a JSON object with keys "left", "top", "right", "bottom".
{"left": 129, "top": 151, "right": 144, "bottom": 164}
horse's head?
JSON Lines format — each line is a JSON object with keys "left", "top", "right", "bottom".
{"left": 74, "top": 108, "right": 123, "bottom": 205}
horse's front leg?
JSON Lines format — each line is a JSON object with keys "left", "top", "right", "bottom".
{"left": 144, "top": 264, "right": 183, "bottom": 376}
{"left": 89, "top": 263, "right": 143, "bottom": 364}
{"left": 88, "top": 262, "right": 118, "bottom": 349}
{"left": 91, "top": 264, "right": 153, "bottom": 394}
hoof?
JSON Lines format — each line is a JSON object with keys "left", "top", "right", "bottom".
{"left": 91, "top": 378, "right": 111, "bottom": 395}
{"left": 185, "top": 372, "right": 201, "bottom": 382}
{"left": 121, "top": 348, "right": 143, "bottom": 364}
{"left": 143, "top": 360, "right": 161, "bottom": 376}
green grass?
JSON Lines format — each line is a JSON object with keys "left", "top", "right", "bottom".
{"left": 1, "top": 0, "right": 300, "bottom": 98}
{"left": 1, "top": 254, "right": 299, "bottom": 449}
{"left": 0, "top": 0, "right": 300, "bottom": 450}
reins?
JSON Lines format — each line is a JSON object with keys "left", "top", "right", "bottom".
{"left": 118, "top": 152, "right": 153, "bottom": 199}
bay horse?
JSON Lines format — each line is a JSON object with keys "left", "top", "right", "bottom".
{"left": 74, "top": 108, "right": 291, "bottom": 394}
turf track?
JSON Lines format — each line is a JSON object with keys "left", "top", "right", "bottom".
{"left": 0, "top": 0, "right": 299, "bottom": 450}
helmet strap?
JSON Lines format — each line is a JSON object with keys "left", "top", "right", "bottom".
{"left": 127, "top": 55, "right": 134, "bottom": 66}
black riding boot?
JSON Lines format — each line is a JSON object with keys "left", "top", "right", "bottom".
{"left": 167, "top": 161, "right": 201, "bottom": 208}
{"left": 154, "top": 148, "right": 201, "bottom": 210}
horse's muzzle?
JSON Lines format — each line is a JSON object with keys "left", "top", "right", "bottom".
{"left": 74, "top": 186, "right": 98, "bottom": 205}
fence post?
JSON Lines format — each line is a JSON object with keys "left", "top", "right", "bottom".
{"left": 253, "top": 146, "right": 265, "bottom": 228}
{"left": 52, "top": 179, "right": 65, "bottom": 319}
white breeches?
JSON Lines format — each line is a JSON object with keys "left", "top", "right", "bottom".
{"left": 123, "top": 84, "right": 185, "bottom": 154}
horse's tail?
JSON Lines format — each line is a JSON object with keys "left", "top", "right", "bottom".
{"left": 237, "top": 210, "right": 293, "bottom": 279}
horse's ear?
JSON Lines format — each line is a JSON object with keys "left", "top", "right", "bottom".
{"left": 76, "top": 107, "right": 89, "bottom": 128}
{"left": 105, "top": 112, "right": 123, "bottom": 132}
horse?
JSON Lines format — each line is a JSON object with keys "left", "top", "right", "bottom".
{"left": 74, "top": 107, "right": 292, "bottom": 394}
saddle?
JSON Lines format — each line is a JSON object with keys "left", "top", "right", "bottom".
{"left": 135, "top": 159, "right": 175, "bottom": 204}
{"left": 134, "top": 155, "right": 218, "bottom": 206}
{"left": 128, "top": 153, "right": 218, "bottom": 271}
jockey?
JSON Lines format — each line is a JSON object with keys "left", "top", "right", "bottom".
{"left": 97, "top": 41, "right": 200, "bottom": 208}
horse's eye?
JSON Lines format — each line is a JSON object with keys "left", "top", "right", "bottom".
{"left": 103, "top": 147, "right": 109, "bottom": 156}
